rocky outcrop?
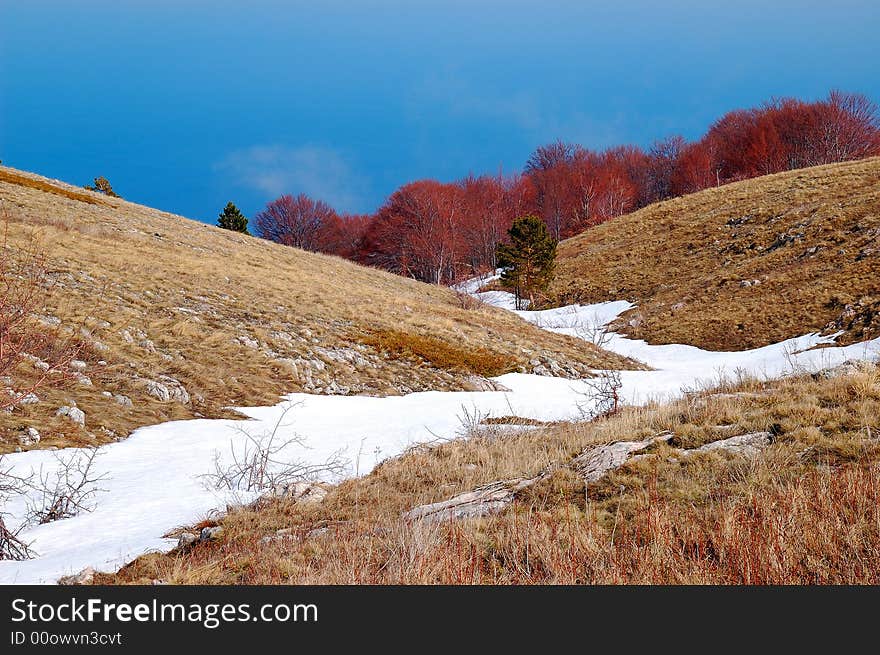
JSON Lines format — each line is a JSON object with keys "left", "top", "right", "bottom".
{"left": 17, "top": 426, "right": 40, "bottom": 446}
{"left": 403, "top": 477, "right": 542, "bottom": 523}
{"left": 573, "top": 433, "right": 673, "bottom": 483}
{"left": 693, "top": 431, "right": 772, "bottom": 457}
{"left": 267, "top": 481, "right": 331, "bottom": 505}
{"left": 58, "top": 567, "right": 95, "bottom": 585}
{"left": 463, "top": 376, "right": 511, "bottom": 392}
{"left": 55, "top": 405, "right": 85, "bottom": 426}
{"left": 404, "top": 430, "right": 774, "bottom": 523}
{"left": 141, "top": 375, "right": 190, "bottom": 404}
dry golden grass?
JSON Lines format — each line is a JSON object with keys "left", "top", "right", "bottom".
{"left": 552, "top": 157, "right": 880, "bottom": 350}
{"left": 99, "top": 362, "right": 880, "bottom": 585}
{"left": 0, "top": 165, "right": 637, "bottom": 453}
{"left": 362, "top": 329, "right": 519, "bottom": 377}
{"left": 0, "top": 169, "right": 107, "bottom": 207}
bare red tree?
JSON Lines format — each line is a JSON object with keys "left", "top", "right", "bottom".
{"left": 646, "top": 135, "right": 687, "bottom": 202}
{"left": 359, "top": 180, "right": 466, "bottom": 284}
{"left": 254, "top": 194, "right": 338, "bottom": 252}
{"left": 525, "top": 141, "right": 583, "bottom": 240}
{"left": 314, "top": 213, "right": 371, "bottom": 259}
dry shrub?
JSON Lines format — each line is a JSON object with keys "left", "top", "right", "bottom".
{"left": 0, "top": 210, "right": 81, "bottom": 410}
{"left": 363, "top": 329, "right": 519, "bottom": 377}
{"left": 0, "top": 169, "right": 106, "bottom": 206}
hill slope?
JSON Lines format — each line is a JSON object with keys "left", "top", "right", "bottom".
{"left": 0, "top": 166, "right": 635, "bottom": 453}
{"left": 551, "top": 157, "right": 880, "bottom": 350}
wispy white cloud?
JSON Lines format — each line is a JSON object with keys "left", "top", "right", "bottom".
{"left": 412, "top": 73, "right": 626, "bottom": 148}
{"left": 214, "top": 145, "right": 370, "bottom": 213}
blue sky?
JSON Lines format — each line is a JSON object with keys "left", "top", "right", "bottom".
{"left": 2, "top": 1, "right": 878, "bottom": 223}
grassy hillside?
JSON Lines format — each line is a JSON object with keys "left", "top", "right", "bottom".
{"left": 551, "top": 157, "right": 880, "bottom": 350}
{"left": 100, "top": 362, "right": 880, "bottom": 585}
{"left": 0, "top": 166, "right": 636, "bottom": 453}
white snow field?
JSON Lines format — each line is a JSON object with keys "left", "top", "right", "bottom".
{"left": 1, "top": 288, "right": 878, "bottom": 584}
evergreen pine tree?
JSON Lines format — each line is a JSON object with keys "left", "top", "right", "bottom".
{"left": 217, "top": 201, "right": 250, "bottom": 234}
{"left": 496, "top": 215, "right": 557, "bottom": 309}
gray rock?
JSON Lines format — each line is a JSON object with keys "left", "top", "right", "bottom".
{"left": 56, "top": 406, "right": 85, "bottom": 426}
{"left": 464, "top": 375, "right": 510, "bottom": 392}
{"left": 18, "top": 392, "right": 40, "bottom": 405}
{"left": 69, "top": 360, "right": 87, "bottom": 372}
{"left": 18, "top": 427, "right": 41, "bottom": 446}
{"left": 403, "top": 477, "right": 541, "bottom": 523}
{"left": 58, "top": 567, "right": 95, "bottom": 585}
{"left": 694, "top": 431, "right": 772, "bottom": 457}
{"left": 573, "top": 433, "right": 674, "bottom": 483}
{"left": 113, "top": 394, "right": 133, "bottom": 407}
{"left": 142, "top": 376, "right": 190, "bottom": 404}
{"left": 259, "top": 528, "right": 295, "bottom": 546}
{"left": 177, "top": 532, "right": 198, "bottom": 549}
{"left": 199, "top": 526, "right": 224, "bottom": 542}
{"left": 269, "top": 482, "right": 330, "bottom": 505}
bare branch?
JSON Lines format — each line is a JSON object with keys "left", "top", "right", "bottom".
{"left": 26, "top": 448, "right": 108, "bottom": 525}
{"left": 203, "top": 403, "right": 348, "bottom": 493}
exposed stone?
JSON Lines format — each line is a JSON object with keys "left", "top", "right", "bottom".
{"left": 199, "top": 526, "right": 224, "bottom": 542}
{"left": 403, "top": 477, "right": 541, "bottom": 523}
{"left": 573, "top": 433, "right": 673, "bottom": 483}
{"left": 18, "top": 392, "right": 40, "bottom": 405}
{"left": 18, "top": 426, "right": 40, "bottom": 446}
{"left": 463, "top": 375, "right": 510, "bottom": 392}
{"left": 58, "top": 567, "right": 95, "bottom": 585}
{"left": 259, "top": 528, "right": 295, "bottom": 546}
{"left": 694, "top": 431, "right": 772, "bottom": 457}
{"left": 113, "top": 394, "right": 133, "bottom": 407}
{"left": 69, "top": 360, "right": 87, "bottom": 372}
{"left": 177, "top": 532, "right": 198, "bottom": 549}
{"left": 269, "top": 481, "right": 331, "bottom": 505}
{"left": 56, "top": 405, "right": 85, "bottom": 426}
{"left": 816, "top": 359, "right": 872, "bottom": 380}
{"left": 142, "top": 376, "right": 190, "bottom": 404}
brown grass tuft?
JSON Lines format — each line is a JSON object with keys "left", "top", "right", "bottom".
{"left": 362, "top": 329, "right": 519, "bottom": 377}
